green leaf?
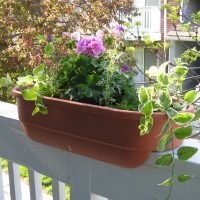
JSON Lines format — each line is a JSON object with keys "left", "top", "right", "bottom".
{"left": 139, "top": 87, "right": 149, "bottom": 104}
{"left": 173, "top": 112, "right": 195, "bottom": 124}
{"left": 155, "top": 154, "right": 173, "bottom": 167}
{"left": 139, "top": 124, "right": 148, "bottom": 136}
{"left": 177, "top": 146, "right": 198, "bottom": 161}
{"left": 192, "top": 109, "right": 200, "bottom": 121}
{"left": 33, "top": 64, "right": 45, "bottom": 76}
{"left": 184, "top": 90, "right": 198, "bottom": 104}
{"left": 6, "top": 86, "right": 13, "bottom": 97}
{"left": 160, "top": 119, "right": 171, "bottom": 136}
{"left": 0, "top": 77, "right": 7, "bottom": 87}
{"left": 36, "top": 35, "right": 47, "bottom": 42}
{"left": 174, "top": 125, "right": 193, "bottom": 139}
{"left": 22, "top": 88, "right": 38, "bottom": 101}
{"left": 167, "top": 107, "right": 178, "bottom": 119}
{"left": 158, "top": 178, "right": 173, "bottom": 187}
{"left": 177, "top": 175, "right": 193, "bottom": 183}
{"left": 174, "top": 66, "right": 188, "bottom": 77}
{"left": 159, "top": 92, "right": 172, "bottom": 109}
{"left": 6, "top": 74, "right": 12, "bottom": 84}
{"left": 145, "top": 115, "right": 153, "bottom": 129}
{"left": 32, "top": 107, "right": 40, "bottom": 116}
{"left": 158, "top": 134, "right": 173, "bottom": 152}
{"left": 158, "top": 74, "right": 169, "bottom": 85}
{"left": 17, "top": 75, "right": 34, "bottom": 86}
{"left": 39, "top": 105, "right": 48, "bottom": 115}
{"left": 45, "top": 43, "right": 54, "bottom": 57}
{"left": 140, "top": 101, "right": 153, "bottom": 116}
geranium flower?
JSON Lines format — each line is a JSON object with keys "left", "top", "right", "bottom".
{"left": 76, "top": 36, "right": 105, "bottom": 57}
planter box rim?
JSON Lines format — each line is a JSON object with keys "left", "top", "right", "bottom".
{"left": 12, "top": 87, "right": 166, "bottom": 118}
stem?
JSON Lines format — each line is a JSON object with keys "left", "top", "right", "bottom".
{"left": 165, "top": 125, "right": 175, "bottom": 200}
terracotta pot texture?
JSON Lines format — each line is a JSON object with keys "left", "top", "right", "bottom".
{"left": 13, "top": 88, "right": 183, "bottom": 168}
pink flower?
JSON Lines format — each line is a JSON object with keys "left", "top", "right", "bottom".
{"left": 96, "top": 30, "right": 104, "bottom": 38}
{"left": 62, "top": 32, "right": 69, "bottom": 38}
{"left": 71, "top": 32, "right": 81, "bottom": 41}
{"left": 76, "top": 36, "right": 105, "bottom": 57}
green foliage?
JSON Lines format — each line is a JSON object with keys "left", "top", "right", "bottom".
{"left": 158, "top": 134, "right": 173, "bottom": 152}
{"left": 177, "top": 146, "right": 198, "bottom": 161}
{"left": 174, "top": 125, "right": 193, "bottom": 139}
{"left": 54, "top": 53, "right": 139, "bottom": 110}
{"left": 160, "top": 119, "right": 171, "bottom": 136}
{"left": 173, "top": 112, "right": 195, "bottom": 124}
{"left": 155, "top": 154, "right": 173, "bottom": 167}
{"left": 177, "top": 175, "right": 193, "bottom": 183}
{"left": 0, "top": 0, "right": 137, "bottom": 73}
{"left": 158, "top": 178, "right": 173, "bottom": 187}
{"left": 138, "top": 57, "right": 200, "bottom": 199}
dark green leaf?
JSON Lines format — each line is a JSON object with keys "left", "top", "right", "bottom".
{"left": 158, "top": 134, "right": 173, "bottom": 152}
{"left": 177, "top": 146, "right": 198, "bottom": 161}
{"left": 173, "top": 112, "right": 195, "bottom": 124}
{"left": 139, "top": 124, "right": 148, "bottom": 136}
{"left": 167, "top": 107, "right": 178, "bottom": 119}
{"left": 155, "top": 154, "right": 173, "bottom": 167}
{"left": 174, "top": 125, "right": 192, "bottom": 139}
{"left": 145, "top": 115, "right": 153, "bottom": 130}
{"left": 174, "top": 66, "right": 188, "bottom": 77}
{"left": 139, "top": 87, "right": 149, "bottom": 104}
{"left": 184, "top": 90, "right": 198, "bottom": 104}
{"left": 39, "top": 105, "right": 48, "bottom": 115}
{"left": 158, "top": 178, "right": 173, "bottom": 187}
{"left": 192, "top": 109, "right": 200, "bottom": 121}
{"left": 158, "top": 74, "right": 169, "bottom": 85}
{"left": 160, "top": 119, "right": 171, "bottom": 135}
{"left": 45, "top": 43, "right": 54, "bottom": 57}
{"left": 177, "top": 175, "right": 193, "bottom": 183}
{"left": 140, "top": 101, "right": 153, "bottom": 116}
{"left": 159, "top": 92, "right": 172, "bottom": 109}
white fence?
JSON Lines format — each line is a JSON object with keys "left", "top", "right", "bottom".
{"left": 0, "top": 101, "right": 200, "bottom": 200}
{"left": 128, "top": 6, "right": 161, "bottom": 40}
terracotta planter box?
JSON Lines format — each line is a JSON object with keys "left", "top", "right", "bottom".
{"left": 13, "top": 88, "right": 182, "bottom": 168}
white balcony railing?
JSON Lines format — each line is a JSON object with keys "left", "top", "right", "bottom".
{"left": 0, "top": 101, "right": 200, "bottom": 200}
{"left": 128, "top": 6, "right": 161, "bottom": 40}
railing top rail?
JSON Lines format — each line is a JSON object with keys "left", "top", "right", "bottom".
{"left": 0, "top": 101, "right": 200, "bottom": 200}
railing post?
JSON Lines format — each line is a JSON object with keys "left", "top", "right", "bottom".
{"left": 52, "top": 179, "right": 66, "bottom": 200}
{"left": 0, "top": 159, "right": 4, "bottom": 200}
{"left": 28, "top": 169, "right": 43, "bottom": 200}
{"left": 8, "top": 161, "right": 22, "bottom": 200}
{"left": 69, "top": 159, "right": 91, "bottom": 200}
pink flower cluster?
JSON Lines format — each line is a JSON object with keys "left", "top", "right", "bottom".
{"left": 76, "top": 36, "right": 105, "bottom": 58}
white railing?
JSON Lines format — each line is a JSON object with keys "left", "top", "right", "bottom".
{"left": 0, "top": 101, "right": 200, "bottom": 200}
{"left": 127, "top": 6, "right": 161, "bottom": 40}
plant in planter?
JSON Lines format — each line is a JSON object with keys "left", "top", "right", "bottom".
{"left": 0, "top": 24, "right": 200, "bottom": 199}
